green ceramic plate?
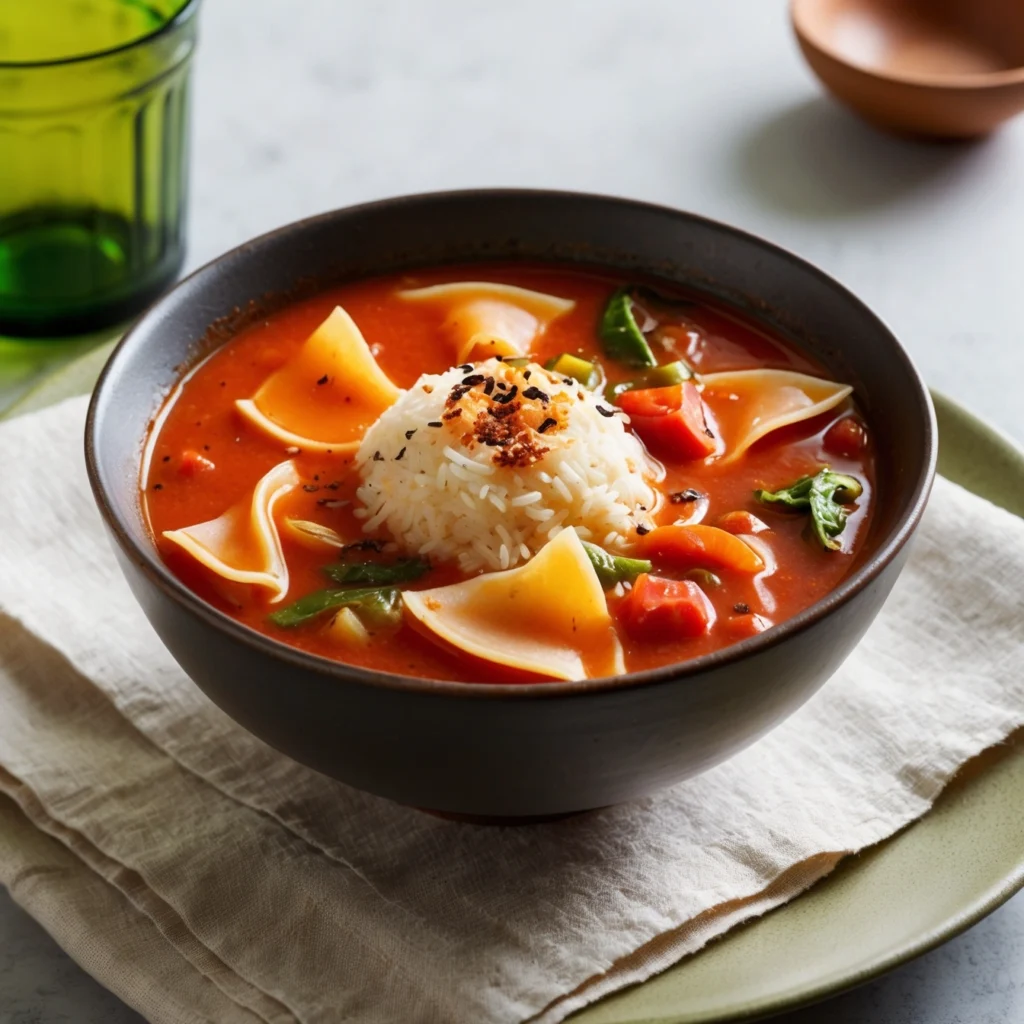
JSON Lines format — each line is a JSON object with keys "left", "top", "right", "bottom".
{"left": 4, "top": 353, "right": 1023, "bottom": 1023}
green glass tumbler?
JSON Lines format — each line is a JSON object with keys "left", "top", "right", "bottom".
{"left": 0, "top": 0, "right": 199, "bottom": 336}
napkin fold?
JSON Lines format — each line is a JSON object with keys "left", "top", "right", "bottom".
{"left": 0, "top": 395, "right": 1022, "bottom": 1024}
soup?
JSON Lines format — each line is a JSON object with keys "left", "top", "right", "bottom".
{"left": 143, "top": 265, "right": 875, "bottom": 683}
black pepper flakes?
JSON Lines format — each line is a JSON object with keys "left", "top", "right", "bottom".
{"left": 636, "top": 523, "right": 651, "bottom": 536}
{"left": 483, "top": 376, "right": 496, "bottom": 396}
{"left": 537, "top": 417, "right": 557, "bottom": 434}
{"left": 405, "top": 429, "right": 417, "bottom": 440}
{"left": 461, "top": 373, "right": 485, "bottom": 386}
{"left": 459, "top": 363, "right": 473, "bottom": 372}
{"left": 522, "top": 386, "right": 549, "bottom": 403}
{"left": 153, "top": 483, "right": 163, "bottom": 491}
{"left": 162, "top": 455, "right": 170, "bottom": 463}
{"left": 372, "top": 451, "right": 384, "bottom": 462}
{"left": 427, "top": 421, "right": 443, "bottom": 428}
{"left": 670, "top": 489, "right": 704, "bottom": 503}
{"left": 733, "top": 602, "right": 751, "bottom": 615}
{"left": 596, "top": 405, "right": 615, "bottom": 418}
{"left": 395, "top": 447, "right": 406, "bottom": 461}
{"left": 493, "top": 384, "right": 519, "bottom": 405}
{"left": 523, "top": 370, "right": 532, "bottom": 380}
{"left": 317, "top": 374, "right": 329, "bottom": 386}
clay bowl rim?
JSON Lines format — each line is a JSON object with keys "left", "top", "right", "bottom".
{"left": 790, "top": 0, "right": 1024, "bottom": 90}
{"left": 84, "top": 187, "right": 937, "bottom": 703}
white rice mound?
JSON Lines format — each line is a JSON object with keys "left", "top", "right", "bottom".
{"left": 354, "top": 358, "right": 661, "bottom": 573}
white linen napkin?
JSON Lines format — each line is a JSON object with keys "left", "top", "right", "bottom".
{"left": 0, "top": 395, "right": 1022, "bottom": 1024}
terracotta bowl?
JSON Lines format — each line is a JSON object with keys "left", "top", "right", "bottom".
{"left": 85, "top": 190, "right": 936, "bottom": 818}
{"left": 792, "top": 0, "right": 1024, "bottom": 138}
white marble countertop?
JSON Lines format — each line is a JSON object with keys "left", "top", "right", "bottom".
{"left": 2, "top": 0, "right": 1023, "bottom": 1020}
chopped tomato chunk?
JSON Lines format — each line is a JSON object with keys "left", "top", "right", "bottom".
{"left": 179, "top": 449, "right": 216, "bottom": 477}
{"left": 724, "top": 613, "right": 773, "bottom": 640}
{"left": 716, "top": 510, "right": 770, "bottom": 535}
{"left": 823, "top": 416, "right": 868, "bottom": 459}
{"left": 619, "top": 574, "right": 714, "bottom": 641}
{"left": 639, "top": 524, "right": 765, "bottom": 574}
{"left": 617, "top": 381, "right": 717, "bottom": 460}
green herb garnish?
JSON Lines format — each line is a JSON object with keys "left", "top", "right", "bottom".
{"left": 598, "top": 288, "right": 657, "bottom": 368}
{"left": 755, "top": 468, "right": 863, "bottom": 551}
{"left": 582, "top": 540, "right": 652, "bottom": 588}
{"left": 269, "top": 586, "right": 402, "bottom": 629}
{"left": 322, "top": 557, "right": 429, "bottom": 586}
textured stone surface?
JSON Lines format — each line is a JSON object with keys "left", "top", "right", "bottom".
{"left": 0, "top": 888, "right": 144, "bottom": 1023}
{"left": 2, "top": 0, "right": 1024, "bottom": 1020}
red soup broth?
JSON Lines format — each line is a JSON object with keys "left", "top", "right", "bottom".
{"left": 143, "top": 264, "right": 875, "bottom": 682}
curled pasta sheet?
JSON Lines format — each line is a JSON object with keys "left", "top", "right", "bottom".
{"left": 397, "top": 282, "right": 575, "bottom": 362}
{"left": 700, "top": 369, "right": 853, "bottom": 464}
{"left": 403, "top": 527, "right": 624, "bottom": 681}
{"left": 237, "top": 306, "right": 400, "bottom": 454}
{"left": 163, "top": 460, "right": 300, "bottom": 602}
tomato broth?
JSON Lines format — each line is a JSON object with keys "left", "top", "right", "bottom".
{"left": 144, "top": 264, "right": 875, "bottom": 682}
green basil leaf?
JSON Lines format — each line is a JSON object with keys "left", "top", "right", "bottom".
{"left": 755, "top": 468, "right": 863, "bottom": 552}
{"left": 754, "top": 474, "right": 816, "bottom": 508}
{"left": 323, "top": 557, "right": 429, "bottom": 586}
{"left": 269, "top": 586, "right": 401, "bottom": 629}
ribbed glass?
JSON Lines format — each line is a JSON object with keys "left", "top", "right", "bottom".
{"left": 0, "top": 1, "right": 199, "bottom": 336}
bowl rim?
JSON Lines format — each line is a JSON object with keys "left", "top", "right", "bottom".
{"left": 790, "top": 0, "right": 1024, "bottom": 90}
{"left": 85, "top": 187, "right": 938, "bottom": 702}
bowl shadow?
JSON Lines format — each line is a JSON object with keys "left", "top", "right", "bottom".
{"left": 734, "top": 97, "right": 993, "bottom": 219}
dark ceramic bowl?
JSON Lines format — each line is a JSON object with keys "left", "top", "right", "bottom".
{"left": 85, "top": 190, "right": 936, "bottom": 818}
